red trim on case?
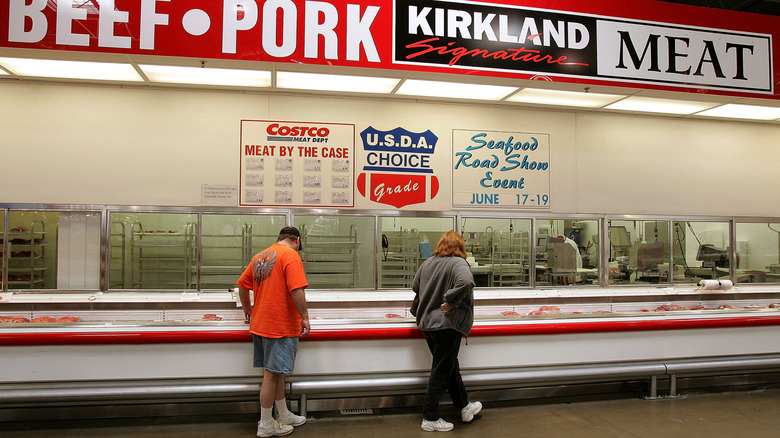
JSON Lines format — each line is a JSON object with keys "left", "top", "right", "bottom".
{"left": 1, "top": 315, "right": 780, "bottom": 346}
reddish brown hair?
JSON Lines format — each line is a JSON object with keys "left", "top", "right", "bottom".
{"left": 432, "top": 231, "right": 467, "bottom": 259}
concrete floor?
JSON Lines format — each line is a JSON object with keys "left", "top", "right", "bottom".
{"left": 3, "top": 387, "right": 780, "bottom": 437}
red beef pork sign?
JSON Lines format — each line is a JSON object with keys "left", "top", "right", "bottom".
{"left": 356, "top": 127, "right": 440, "bottom": 209}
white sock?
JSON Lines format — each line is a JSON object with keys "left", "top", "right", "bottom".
{"left": 260, "top": 406, "right": 274, "bottom": 424}
{"left": 275, "top": 398, "right": 292, "bottom": 417}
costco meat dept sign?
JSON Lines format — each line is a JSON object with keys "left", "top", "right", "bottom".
{"left": 240, "top": 120, "right": 355, "bottom": 207}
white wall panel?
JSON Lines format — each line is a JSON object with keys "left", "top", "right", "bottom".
{"left": 0, "top": 81, "right": 777, "bottom": 216}
{"left": 576, "top": 113, "right": 780, "bottom": 216}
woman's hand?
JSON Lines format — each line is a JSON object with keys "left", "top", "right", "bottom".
{"left": 441, "top": 302, "right": 454, "bottom": 313}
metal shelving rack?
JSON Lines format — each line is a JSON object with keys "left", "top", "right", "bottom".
{"left": 379, "top": 229, "right": 420, "bottom": 288}
{"left": 490, "top": 230, "right": 529, "bottom": 287}
{"left": 198, "top": 224, "right": 277, "bottom": 289}
{"left": 109, "top": 220, "right": 127, "bottom": 288}
{"left": 130, "top": 222, "right": 196, "bottom": 289}
{"left": 300, "top": 224, "right": 360, "bottom": 289}
{"left": 4, "top": 220, "right": 48, "bottom": 289}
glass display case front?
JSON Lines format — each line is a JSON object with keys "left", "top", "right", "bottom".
{"left": 1, "top": 205, "right": 780, "bottom": 329}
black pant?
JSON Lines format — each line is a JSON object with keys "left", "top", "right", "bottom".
{"left": 422, "top": 329, "right": 469, "bottom": 421}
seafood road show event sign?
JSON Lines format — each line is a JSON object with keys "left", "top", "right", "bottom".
{"left": 452, "top": 129, "right": 550, "bottom": 209}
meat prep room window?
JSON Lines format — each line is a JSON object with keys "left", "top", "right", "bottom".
{"left": 462, "top": 217, "right": 531, "bottom": 287}
{"left": 735, "top": 221, "right": 780, "bottom": 284}
{"left": 607, "top": 220, "right": 672, "bottom": 286}
{"left": 198, "top": 214, "right": 285, "bottom": 290}
{"left": 535, "top": 219, "right": 600, "bottom": 286}
{"left": 294, "top": 215, "right": 375, "bottom": 289}
{"left": 378, "top": 216, "right": 456, "bottom": 289}
{"left": 109, "top": 212, "right": 198, "bottom": 290}
{"left": 2, "top": 209, "right": 101, "bottom": 291}
{"left": 672, "top": 221, "right": 730, "bottom": 284}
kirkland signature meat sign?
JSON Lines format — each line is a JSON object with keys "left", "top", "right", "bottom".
{"left": 1, "top": 0, "right": 774, "bottom": 94}
{"left": 394, "top": 0, "right": 772, "bottom": 93}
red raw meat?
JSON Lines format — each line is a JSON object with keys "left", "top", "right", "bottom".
{"left": 538, "top": 306, "right": 561, "bottom": 313}
{"left": 33, "top": 317, "right": 56, "bottom": 323}
{"left": 500, "top": 311, "right": 519, "bottom": 316}
{"left": 0, "top": 316, "right": 29, "bottom": 323}
{"left": 655, "top": 304, "right": 684, "bottom": 311}
{"left": 55, "top": 317, "right": 81, "bottom": 323}
{"left": 201, "top": 314, "right": 223, "bottom": 321}
{"left": 384, "top": 313, "right": 403, "bottom": 318}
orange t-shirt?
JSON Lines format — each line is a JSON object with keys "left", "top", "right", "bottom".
{"left": 237, "top": 242, "right": 309, "bottom": 338}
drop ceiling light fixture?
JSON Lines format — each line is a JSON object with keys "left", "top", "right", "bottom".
{"left": 139, "top": 64, "right": 272, "bottom": 87}
{"left": 605, "top": 96, "right": 718, "bottom": 115}
{"left": 276, "top": 71, "right": 400, "bottom": 94}
{"left": 507, "top": 88, "right": 624, "bottom": 108}
{"left": 696, "top": 103, "right": 780, "bottom": 121}
{"left": 396, "top": 79, "right": 517, "bottom": 100}
{"left": 0, "top": 57, "right": 143, "bottom": 82}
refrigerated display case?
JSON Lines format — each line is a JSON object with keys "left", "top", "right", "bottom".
{"left": 3, "top": 205, "right": 780, "bottom": 421}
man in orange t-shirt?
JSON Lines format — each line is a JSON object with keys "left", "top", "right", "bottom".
{"left": 238, "top": 226, "right": 310, "bottom": 437}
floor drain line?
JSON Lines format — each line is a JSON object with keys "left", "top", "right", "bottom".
{"left": 340, "top": 408, "right": 374, "bottom": 415}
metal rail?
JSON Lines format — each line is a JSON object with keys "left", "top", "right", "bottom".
{"left": 3, "top": 354, "right": 780, "bottom": 419}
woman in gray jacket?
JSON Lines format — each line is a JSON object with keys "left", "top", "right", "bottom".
{"left": 411, "top": 231, "right": 482, "bottom": 432}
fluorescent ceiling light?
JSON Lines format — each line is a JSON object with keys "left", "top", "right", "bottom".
{"left": 396, "top": 79, "right": 517, "bottom": 100}
{"left": 276, "top": 71, "right": 399, "bottom": 93}
{"left": 140, "top": 64, "right": 271, "bottom": 87}
{"left": 508, "top": 88, "right": 623, "bottom": 108}
{"left": 605, "top": 96, "right": 717, "bottom": 115}
{"left": 696, "top": 103, "right": 780, "bottom": 121}
{"left": 0, "top": 57, "right": 142, "bottom": 82}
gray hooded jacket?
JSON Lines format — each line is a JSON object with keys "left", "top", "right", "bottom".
{"left": 411, "top": 256, "right": 475, "bottom": 336}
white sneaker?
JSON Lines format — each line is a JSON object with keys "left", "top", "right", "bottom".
{"left": 421, "top": 418, "right": 454, "bottom": 432}
{"left": 257, "top": 419, "right": 293, "bottom": 437}
{"left": 277, "top": 411, "right": 307, "bottom": 427}
{"left": 461, "top": 401, "right": 482, "bottom": 423}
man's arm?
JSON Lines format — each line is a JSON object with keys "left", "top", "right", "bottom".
{"left": 291, "top": 287, "right": 310, "bottom": 337}
{"left": 238, "top": 286, "right": 252, "bottom": 321}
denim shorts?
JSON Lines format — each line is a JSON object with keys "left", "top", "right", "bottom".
{"left": 252, "top": 334, "right": 298, "bottom": 374}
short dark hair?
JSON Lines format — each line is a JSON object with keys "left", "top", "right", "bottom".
{"left": 278, "top": 226, "right": 301, "bottom": 242}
